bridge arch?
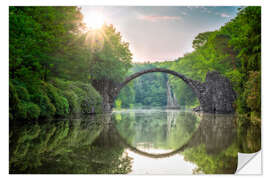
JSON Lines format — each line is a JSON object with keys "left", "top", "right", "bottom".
{"left": 103, "top": 68, "right": 236, "bottom": 114}
{"left": 114, "top": 68, "right": 203, "bottom": 101}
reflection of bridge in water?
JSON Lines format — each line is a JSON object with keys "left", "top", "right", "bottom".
{"left": 108, "top": 112, "right": 237, "bottom": 159}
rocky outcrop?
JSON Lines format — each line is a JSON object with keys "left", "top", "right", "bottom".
{"left": 198, "top": 71, "right": 236, "bottom": 114}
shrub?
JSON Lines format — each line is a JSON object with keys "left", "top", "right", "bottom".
{"left": 26, "top": 102, "right": 41, "bottom": 120}
{"left": 69, "top": 81, "right": 103, "bottom": 114}
{"left": 59, "top": 96, "right": 69, "bottom": 115}
{"left": 15, "top": 86, "right": 30, "bottom": 102}
{"left": 32, "top": 94, "right": 56, "bottom": 118}
{"left": 52, "top": 78, "right": 80, "bottom": 114}
{"left": 43, "top": 83, "right": 69, "bottom": 116}
{"left": 63, "top": 90, "right": 79, "bottom": 113}
{"left": 10, "top": 77, "right": 104, "bottom": 121}
{"left": 115, "top": 99, "right": 122, "bottom": 109}
{"left": 69, "top": 84, "right": 87, "bottom": 103}
{"left": 50, "top": 78, "right": 70, "bottom": 90}
{"left": 244, "top": 71, "right": 261, "bottom": 115}
{"left": 9, "top": 81, "right": 20, "bottom": 118}
{"left": 16, "top": 102, "right": 28, "bottom": 119}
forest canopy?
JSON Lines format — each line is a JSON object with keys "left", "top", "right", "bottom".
{"left": 9, "top": 7, "right": 132, "bottom": 122}
{"left": 9, "top": 6, "right": 261, "bottom": 123}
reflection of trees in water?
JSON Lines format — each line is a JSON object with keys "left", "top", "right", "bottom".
{"left": 181, "top": 113, "right": 238, "bottom": 174}
{"left": 113, "top": 112, "right": 238, "bottom": 164}
{"left": 182, "top": 113, "right": 261, "bottom": 174}
{"left": 113, "top": 111, "right": 261, "bottom": 174}
{"left": 10, "top": 111, "right": 261, "bottom": 174}
{"left": 237, "top": 116, "right": 261, "bottom": 153}
{"left": 9, "top": 114, "right": 132, "bottom": 174}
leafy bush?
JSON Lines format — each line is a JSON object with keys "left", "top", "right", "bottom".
{"left": 15, "top": 86, "right": 30, "bottom": 102}
{"left": 53, "top": 78, "right": 103, "bottom": 114}
{"left": 63, "top": 90, "right": 79, "bottom": 113}
{"left": 26, "top": 102, "right": 41, "bottom": 120}
{"left": 244, "top": 71, "right": 261, "bottom": 114}
{"left": 10, "top": 77, "right": 103, "bottom": 122}
{"left": 32, "top": 93, "right": 56, "bottom": 118}
{"left": 52, "top": 78, "right": 103, "bottom": 114}
{"left": 51, "top": 78, "right": 80, "bottom": 113}
{"left": 58, "top": 96, "right": 69, "bottom": 115}
{"left": 16, "top": 102, "right": 28, "bottom": 120}
{"left": 43, "top": 83, "right": 69, "bottom": 116}
{"left": 77, "top": 82, "right": 103, "bottom": 114}
{"left": 115, "top": 99, "right": 122, "bottom": 109}
{"left": 9, "top": 81, "right": 20, "bottom": 117}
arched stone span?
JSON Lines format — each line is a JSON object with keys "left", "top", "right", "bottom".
{"left": 103, "top": 68, "right": 236, "bottom": 114}
{"left": 116, "top": 68, "right": 203, "bottom": 98}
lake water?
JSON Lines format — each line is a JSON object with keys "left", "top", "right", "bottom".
{"left": 9, "top": 109, "right": 261, "bottom": 174}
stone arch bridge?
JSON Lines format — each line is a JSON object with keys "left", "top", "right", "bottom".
{"left": 97, "top": 68, "right": 236, "bottom": 114}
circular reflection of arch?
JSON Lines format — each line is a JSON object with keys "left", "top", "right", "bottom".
{"left": 111, "top": 112, "right": 237, "bottom": 159}
{"left": 111, "top": 122, "right": 190, "bottom": 159}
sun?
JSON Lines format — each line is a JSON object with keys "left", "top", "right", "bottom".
{"left": 84, "top": 11, "right": 105, "bottom": 30}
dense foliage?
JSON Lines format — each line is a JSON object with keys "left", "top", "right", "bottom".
{"left": 9, "top": 7, "right": 132, "bottom": 122}
{"left": 9, "top": 6, "right": 260, "bottom": 122}
{"left": 165, "top": 7, "right": 261, "bottom": 120}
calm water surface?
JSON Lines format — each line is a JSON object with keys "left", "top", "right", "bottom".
{"left": 9, "top": 109, "right": 260, "bottom": 174}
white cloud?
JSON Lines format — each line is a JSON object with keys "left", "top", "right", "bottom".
{"left": 220, "top": 13, "right": 231, "bottom": 18}
{"left": 137, "top": 15, "right": 181, "bottom": 22}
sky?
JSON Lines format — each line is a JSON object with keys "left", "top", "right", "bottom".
{"left": 81, "top": 6, "right": 240, "bottom": 63}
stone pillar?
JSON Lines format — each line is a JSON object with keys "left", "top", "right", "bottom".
{"left": 92, "top": 79, "right": 115, "bottom": 113}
